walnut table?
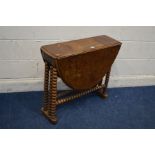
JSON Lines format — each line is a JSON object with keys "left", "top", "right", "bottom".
{"left": 40, "top": 35, "right": 122, "bottom": 124}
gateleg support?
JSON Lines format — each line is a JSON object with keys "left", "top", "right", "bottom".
{"left": 98, "top": 69, "right": 111, "bottom": 99}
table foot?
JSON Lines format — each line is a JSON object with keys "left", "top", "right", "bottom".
{"left": 41, "top": 107, "right": 58, "bottom": 125}
{"left": 98, "top": 91, "right": 108, "bottom": 99}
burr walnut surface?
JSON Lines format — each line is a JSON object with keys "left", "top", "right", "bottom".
{"left": 41, "top": 35, "right": 121, "bottom": 59}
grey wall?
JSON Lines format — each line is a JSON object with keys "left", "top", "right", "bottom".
{"left": 0, "top": 26, "right": 155, "bottom": 92}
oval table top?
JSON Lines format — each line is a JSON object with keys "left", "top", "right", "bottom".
{"left": 41, "top": 35, "right": 122, "bottom": 90}
{"left": 41, "top": 35, "right": 121, "bottom": 59}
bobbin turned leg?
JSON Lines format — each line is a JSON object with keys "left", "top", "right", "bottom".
{"left": 98, "top": 69, "right": 111, "bottom": 99}
{"left": 43, "top": 62, "right": 49, "bottom": 111}
{"left": 48, "top": 66, "right": 58, "bottom": 124}
{"left": 103, "top": 70, "right": 111, "bottom": 98}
